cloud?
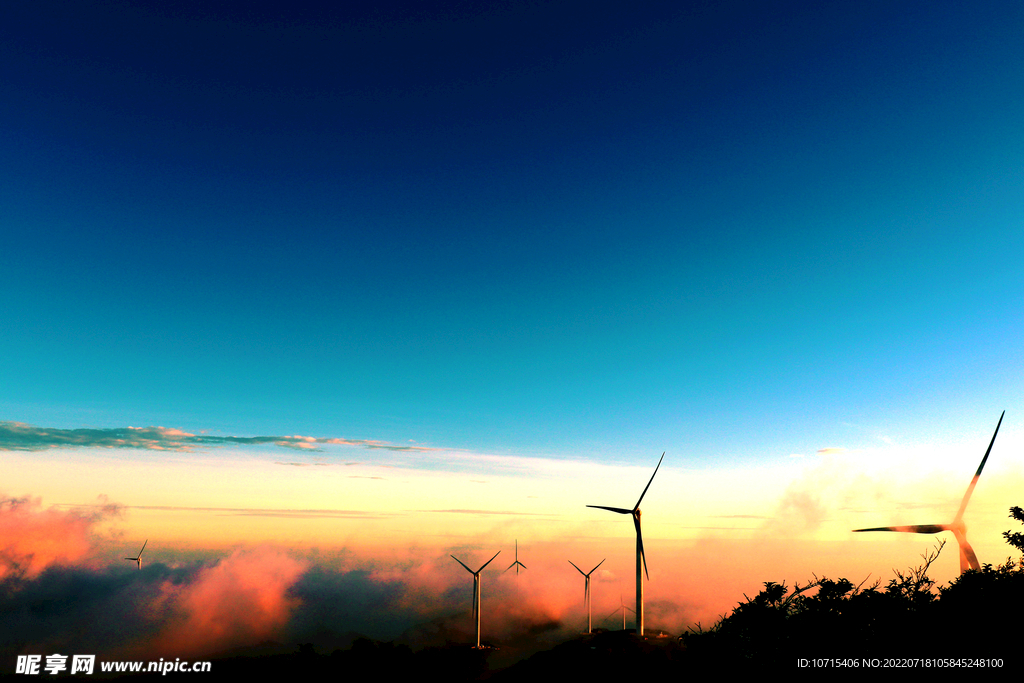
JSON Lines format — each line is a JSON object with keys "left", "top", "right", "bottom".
{"left": 125, "top": 505, "right": 395, "bottom": 519}
{"left": 417, "top": 509, "right": 552, "bottom": 516}
{"left": 351, "top": 551, "right": 572, "bottom": 648}
{"left": 150, "top": 548, "right": 306, "bottom": 657}
{"left": 0, "top": 548, "right": 307, "bottom": 660}
{"left": 0, "top": 495, "right": 118, "bottom": 580}
{"left": 770, "top": 489, "right": 829, "bottom": 534}
{"left": 0, "top": 422, "right": 440, "bottom": 453}
{"left": 816, "top": 447, "right": 848, "bottom": 455}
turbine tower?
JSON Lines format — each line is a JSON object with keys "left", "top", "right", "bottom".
{"left": 568, "top": 558, "right": 605, "bottom": 633}
{"left": 451, "top": 551, "right": 500, "bottom": 648}
{"left": 853, "top": 411, "right": 1004, "bottom": 574}
{"left": 588, "top": 452, "right": 664, "bottom": 636}
{"left": 124, "top": 540, "right": 147, "bottom": 570}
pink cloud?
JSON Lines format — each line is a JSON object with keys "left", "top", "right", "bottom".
{"left": 151, "top": 548, "right": 307, "bottom": 657}
{"left": 0, "top": 495, "right": 112, "bottom": 580}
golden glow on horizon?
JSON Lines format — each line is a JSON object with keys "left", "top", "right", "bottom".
{"left": 4, "top": 435, "right": 1023, "bottom": 633}
{"left": 7, "top": 435, "right": 1022, "bottom": 550}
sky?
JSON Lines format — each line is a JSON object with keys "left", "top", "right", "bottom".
{"left": 2, "top": 0, "right": 1024, "bottom": 661}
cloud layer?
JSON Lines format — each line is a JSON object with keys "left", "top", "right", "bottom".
{"left": 0, "top": 422, "right": 438, "bottom": 453}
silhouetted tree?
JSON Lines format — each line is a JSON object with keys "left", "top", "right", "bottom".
{"left": 1002, "top": 506, "right": 1024, "bottom": 554}
{"left": 682, "top": 543, "right": 947, "bottom": 668}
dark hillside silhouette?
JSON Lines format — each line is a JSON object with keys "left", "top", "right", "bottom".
{"left": 684, "top": 516, "right": 1024, "bottom": 669}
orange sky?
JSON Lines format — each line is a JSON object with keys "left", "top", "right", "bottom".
{"left": 5, "top": 432, "right": 1024, "bottom": 641}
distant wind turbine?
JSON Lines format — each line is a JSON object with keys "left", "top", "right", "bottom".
{"left": 603, "top": 593, "right": 635, "bottom": 631}
{"left": 588, "top": 452, "right": 664, "bottom": 636}
{"left": 505, "top": 539, "right": 528, "bottom": 599}
{"left": 853, "top": 411, "right": 1004, "bottom": 574}
{"left": 568, "top": 558, "right": 605, "bottom": 633}
{"left": 451, "top": 551, "right": 500, "bottom": 648}
{"left": 505, "top": 539, "right": 527, "bottom": 575}
{"left": 124, "top": 540, "right": 147, "bottom": 570}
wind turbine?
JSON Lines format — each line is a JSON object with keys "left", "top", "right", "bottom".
{"left": 451, "top": 551, "right": 500, "bottom": 648}
{"left": 568, "top": 558, "right": 605, "bottom": 633}
{"left": 505, "top": 539, "right": 527, "bottom": 575}
{"left": 603, "top": 593, "right": 635, "bottom": 631}
{"left": 124, "top": 540, "right": 147, "bottom": 570}
{"left": 853, "top": 411, "right": 1004, "bottom": 574}
{"left": 588, "top": 452, "right": 664, "bottom": 636}
{"left": 505, "top": 539, "right": 528, "bottom": 599}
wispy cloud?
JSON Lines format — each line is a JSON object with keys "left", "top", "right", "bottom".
{"left": 118, "top": 505, "right": 398, "bottom": 520}
{"left": 0, "top": 422, "right": 440, "bottom": 453}
{"left": 415, "top": 509, "right": 553, "bottom": 516}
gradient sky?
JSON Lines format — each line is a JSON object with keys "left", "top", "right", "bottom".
{"left": 2, "top": 0, "right": 1024, "bottom": 653}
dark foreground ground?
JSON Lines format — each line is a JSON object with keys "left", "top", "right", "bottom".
{"left": 63, "top": 619, "right": 1015, "bottom": 682}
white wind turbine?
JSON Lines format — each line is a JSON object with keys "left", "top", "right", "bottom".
{"left": 124, "top": 540, "right": 147, "bottom": 570}
{"left": 568, "top": 558, "right": 605, "bottom": 634}
{"left": 588, "top": 452, "right": 664, "bottom": 636}
{"left": 451, "top": 551, "right": 500, "bottom": 648}
{"left": 854, "top": 411, "right": 1004, "bottom": 574}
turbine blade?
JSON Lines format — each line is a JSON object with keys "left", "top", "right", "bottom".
{"left": 505, "top": 561, "right": 516, "bottom": 573}
{"left": 853, "top": 524, "right": 949, "bottom": 534}
{"left": 451, "top": 555, "right": 474, "bottom": 574}
{"left": 963, "top": 543, "right": 980, "bottom": 572}
{"left": 588, "top": 558, "right": 606, "bottom": 575}
{"left": 568, "top": 560, "right": 585, "bottom": 576}
{"left": 587, "top": 505, "right": 633, "bottom": 514}
{"left": 138, "top": 540, "right": 148, "bottom": 557}
{"left": 635, "top": 516, "right": 649, "bottom": 580}
{"left": 519, "top": 561, "right": 527, "bottom": 570}
{"left": 954, "top": 411, "right": 1004, "bottom": 524}
{"left": 633, "top": 452, "right": 665, "bottom": 511}
{"left": 476, "top": 550, "right": 501, "bottom": 572}
{"left": 952, "top": 528, "right": 980, "bottom": 572}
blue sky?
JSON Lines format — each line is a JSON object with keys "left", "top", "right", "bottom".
{"left": 2, "top": 0, "right": 1023, "bottom": 465}
{"left": 4, "top": 4, "right": 1024, "bottom": 653}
